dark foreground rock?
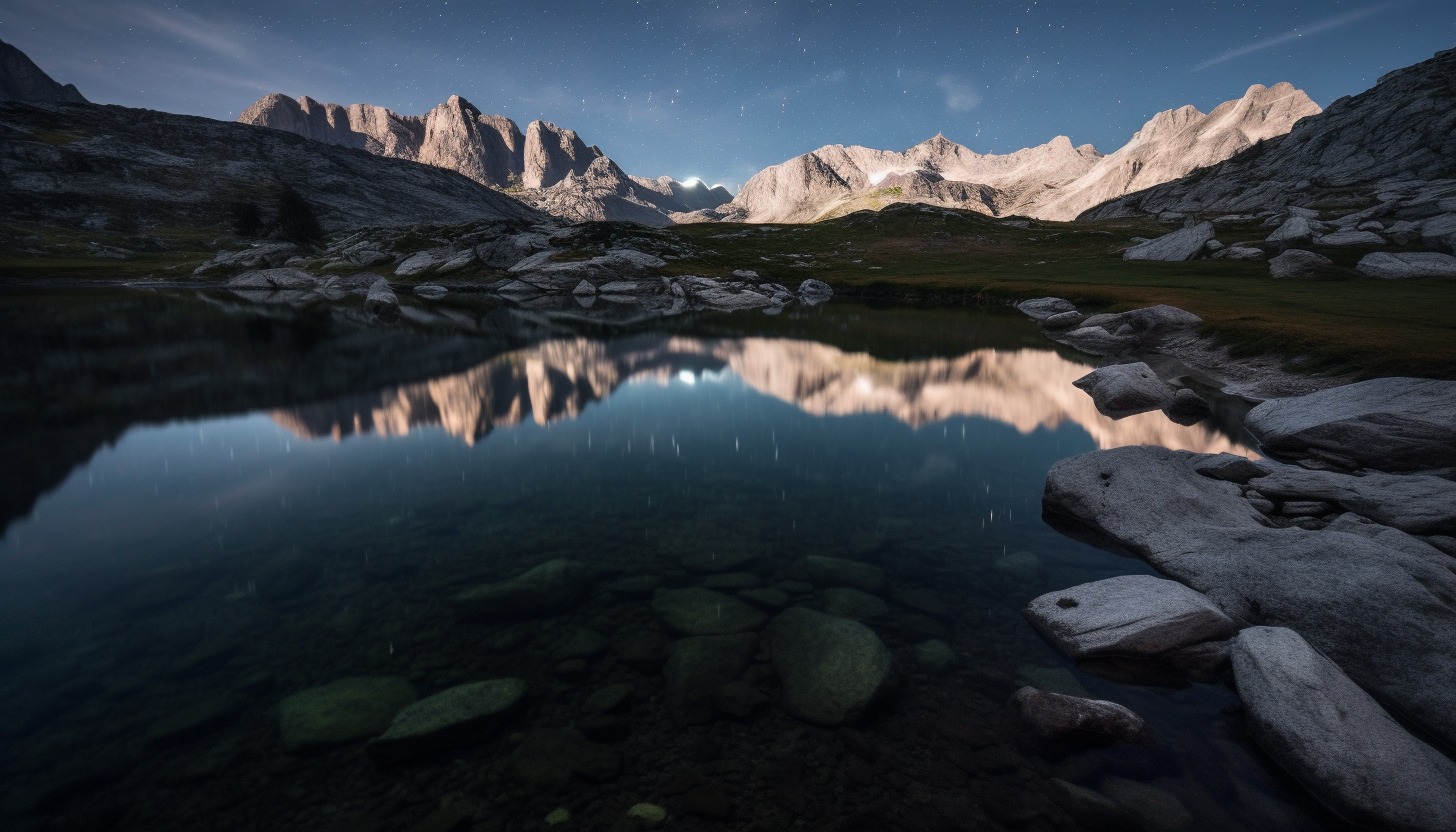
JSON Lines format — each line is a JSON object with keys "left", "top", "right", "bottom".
{"left": 767, "top": 606, "right": 894, "bottom": 725}
{"left": 1043, "top": 445, "right": 1456, "bottom": 750}
{"left": 1010, "top": 687, "right": 1148, "bottom": 745}
{"left": 453, "top": 559, "right": 589, "bottom": 620}
{"left": 1244, "top": 377, "right": 1456, "bottom": 472}
{"left": 1024, "top": 575, "right": 1237, "bottom": 659}
{"left": 1232, "top": 626, "right": 1456, "bottom": 831}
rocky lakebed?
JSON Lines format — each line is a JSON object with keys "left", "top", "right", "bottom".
{"left": 0, "top": 283, "right": 1453, "bottom": 832}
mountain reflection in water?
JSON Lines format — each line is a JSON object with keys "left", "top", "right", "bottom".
{"left": 271, "top": 335, "right": 1257, "bottom": 457}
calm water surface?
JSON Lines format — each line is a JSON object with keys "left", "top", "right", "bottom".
{"left": 0, "top": 289, "right": 1339, "bottom": 831}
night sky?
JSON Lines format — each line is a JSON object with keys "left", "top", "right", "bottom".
{"left": 5, "top": 1, "right": 1454, "bottom": 189}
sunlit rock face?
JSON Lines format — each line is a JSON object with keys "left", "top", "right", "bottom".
{"left": 684, "top": 84, "right": 1318, "bottom": 224}
{"left": 271, "top": 338, "right": 1255, "bottom": 458}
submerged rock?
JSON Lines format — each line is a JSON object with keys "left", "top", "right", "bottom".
{"left": 912, "top": 640, "right": 957, "bottom": 675}
{"left": 767, "top": 606, "right": 894, "bottom": 725}
{"left": 1010, "top": 687, "right": 1148, "bottom": 745}
{"left": 652, "top": 588, "right": 768, "bottom": 635}
{"left": 279, "top": 676, "right": 417, "bottom": 753}
{"left": 367, "top": 678, "right": 527, "bottom": 760}
{"left": 454, "top": 559, "right": 589, "bottom": 620}
{"left": 816, "top": 587, "right": 889, "bottom": 621}
{"left": 508, "top": 727, "right": 620, "bottom": 786}
{"left": 1243, "top": 377, "right": 1456, "bottom": 473}
{"left": 789, "top": 555, "right": 886, "bottom": 593}
{"left": 663, "top": 633, "right": 759, "bottom": 725}
{"left": 1232, "top": 626, "right": 1456, "bottom": 831}
{"left": 1024, "top": 575, "right": 1238, "bottom": 659}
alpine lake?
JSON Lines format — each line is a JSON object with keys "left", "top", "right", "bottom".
{"left": 0, "top": 286, "right": 1349, "bottom": 832}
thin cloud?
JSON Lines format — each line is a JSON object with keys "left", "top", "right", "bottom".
{"left": 937, "top": 75, "right": 981, "bottom": 112}
{"left": 1194, "top": 4, "right": 1391, "bottom": 71}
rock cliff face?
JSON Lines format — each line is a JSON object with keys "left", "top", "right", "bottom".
{"left": 240, "top": 93, "right": 731, "bottom": 224}
{"left": 1083, "top": 48, "right": 1456, "bottom": 220}
{"left": 0, "top": 99, "right": 542, "bottom": 232}
{"left": 0, "top": 39, "right": 87, "bottom": 104}
{"left": 688, "top": 84, "right": 1316, "bottom": 224}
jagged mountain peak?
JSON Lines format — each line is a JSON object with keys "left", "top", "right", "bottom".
{"left": 1084, "top": 47, "right": 1456, "bottom": 220}
{"left": 690, "top": 81, "right": 1315, "bottom": 224}
{"left": 1, "top": 38, "right": 87, "bottom": 104}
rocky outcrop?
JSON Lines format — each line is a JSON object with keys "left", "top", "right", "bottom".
{"left": 1244, "top": 377, "right": 1456, "bottom": 472}
{"left": 0, "top": 39, "right": 86, "bottom": 104}
{"left": 1042, "top": 445, "right": 1456, "bottom": 750}
{"left": 1, "top": 99, "right": 541, "bottom": 232}
{"left": 1083, "top": 47, "right": 1456, "bottom": 221}
{"left": 1232, "top": 626, "right": 1456, "bottom": 831}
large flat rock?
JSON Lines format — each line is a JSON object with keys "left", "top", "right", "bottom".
{"left": 1043, "top": 445, "right": 1456, "bottom": 749}
{"left": 1233, "top": 626, "right": 1456, "bottom": 831}
{"left": 1244, "top": 377, "right": 1456, "bottom": 472}
{"left": 1123, "top": 223, "right": 1213, "bottom": 261}
{"left": 1024, "top": 575, "right": 1237, "bottom": 659}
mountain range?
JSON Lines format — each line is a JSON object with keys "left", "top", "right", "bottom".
{"left": 688, "top": 82, "right": 1320, "bottom": 224}
{"left": 4, "top": 36, "right": 1453, "bottom": 234}
{"left": 1085, "top": 47, "right": 1456, "bottom": 220}
{"left": 240, "top": 81, "right": 1318, "bottom": 226}
{"left": 239, "top": 93, "right": 731, "bottom": 227}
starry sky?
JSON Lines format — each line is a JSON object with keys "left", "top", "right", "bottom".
{"left": 5, "top": 1, "right": 1454, "bottom": 190}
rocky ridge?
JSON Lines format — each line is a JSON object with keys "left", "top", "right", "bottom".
{"left": 684, "top": 83, "right": 1317, "bottom": 224}
{"left": 0, "top": 98, "right": 541, "bottom": 233}
{"left": 240, "top": 92, "right": 731, "bottom": 224}
{"left": 1084, "top": 47, "right": 1456, "bottom": 222}
{"left": 0, "top": 38, "right": 86, "bottom": 104}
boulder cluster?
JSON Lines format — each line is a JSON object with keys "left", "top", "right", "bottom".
{"left": 1120, "top": 194, "right": 1456, "bottom": 280}
{"left": 1033, "top": 376, "right": 1456, "bottom": 830}
{"left": 192, "top": 221, "right": 834, "bottom": 320}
